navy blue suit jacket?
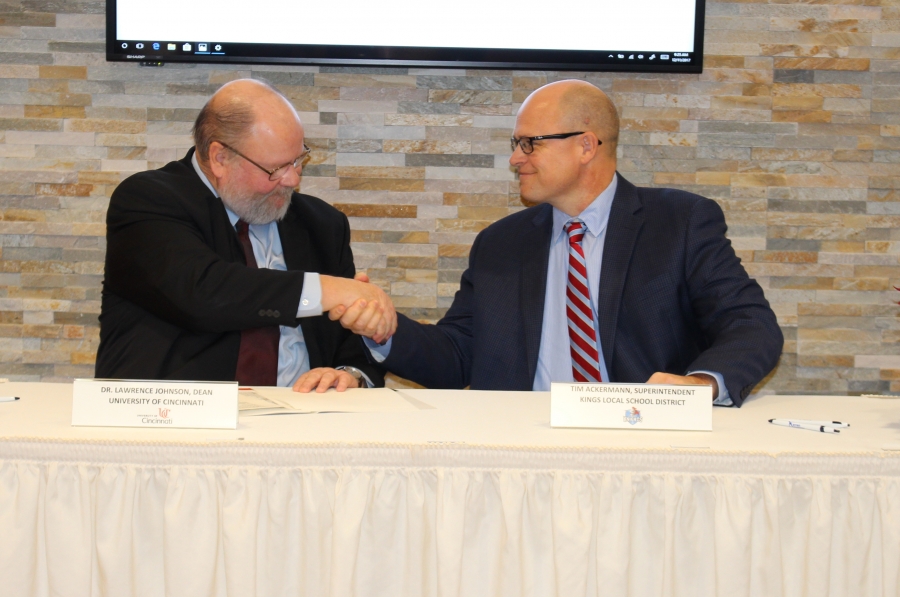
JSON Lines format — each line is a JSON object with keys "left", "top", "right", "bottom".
{"left": 381, "top": 175, "right": 782, "bottom": 406}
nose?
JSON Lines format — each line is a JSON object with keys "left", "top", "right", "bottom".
{"left": 280, "top": 164, "right": 301, "bottom": 188}
{"left": 509, "top": 143, "right": 527, "bottom": 168}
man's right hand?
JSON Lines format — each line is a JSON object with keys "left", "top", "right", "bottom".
{"left": 320, "top": 274, "right": 396, "bottom": 344}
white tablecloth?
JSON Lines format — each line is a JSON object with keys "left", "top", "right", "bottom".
{"left": 1, "top": 383, "right": 899, "bottom": 597}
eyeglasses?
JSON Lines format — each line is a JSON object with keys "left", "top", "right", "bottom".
{"left": 510, "top": 132, "right": 600, "bottom": 155}
{"left": 217, "top": 141, "right": 311, "bottom": 181}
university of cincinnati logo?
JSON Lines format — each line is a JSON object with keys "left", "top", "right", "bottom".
{"left": 158, "top": 408, "right": 170, "bottom": 418}
{"left": 623, "top": 406, "right": 643, "bottom": 425}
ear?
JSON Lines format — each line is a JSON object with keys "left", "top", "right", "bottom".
{"left": 207, "top": 141, "right": 229, "bottom": 179}
{"left": 579, "top": 132, "right": 600, "bottom": 164}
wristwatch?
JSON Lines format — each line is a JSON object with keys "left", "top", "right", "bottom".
{"left": 335, "top": 366, "right": 367, "bottom": 388}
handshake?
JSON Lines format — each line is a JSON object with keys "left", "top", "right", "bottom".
{"left": 320, "top": 272, "right": 397, "bottom": 344}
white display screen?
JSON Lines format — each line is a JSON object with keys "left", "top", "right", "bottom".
{"left": 107, "top": 0, "right": 705, "bottom": 71}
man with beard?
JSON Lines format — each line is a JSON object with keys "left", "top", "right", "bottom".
{"left": 95, "top": 79, "right": 392, "bottom": 391}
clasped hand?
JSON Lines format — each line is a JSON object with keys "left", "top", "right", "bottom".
{"left": 320, "top": 272, "right": 397, "bottom": 344}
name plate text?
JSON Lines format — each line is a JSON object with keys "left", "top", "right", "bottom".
{"left": 551, "top": 382, "right": 712, "bottom": 431}
{"left": 72, "top": 379, "right": 239, "bottom": 429}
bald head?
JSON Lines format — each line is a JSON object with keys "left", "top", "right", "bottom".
{"left": 520, "top": 80, "right": 619, "bottom": 156}
{"left": 192, "top": 79, "right": 302, "bottom": 163}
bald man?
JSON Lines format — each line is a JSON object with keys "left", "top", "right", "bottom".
{"left": 338, "top": 80, "right": 782, "bottom": 406}
{"left": 96, "top": 79, "right": 391, "bottom": 391}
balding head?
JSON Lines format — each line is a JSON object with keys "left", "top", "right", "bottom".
{"left": 510, "top": 80, "right": 619, "bottom": 215}
{"left": 520, "top": 79, "right": 619, "bottom": 156}
{"left": 192, "top": 79, "right": 302, "bottom": 163}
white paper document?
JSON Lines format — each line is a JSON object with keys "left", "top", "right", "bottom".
{"left": 239, "top": 387, "right": 419, "bottom": 416}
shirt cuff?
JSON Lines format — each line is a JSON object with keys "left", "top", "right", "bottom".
{"left": 296, "top": 272, "right": 323, "bottom": 317}
{"left": 363, "top": 336, "right": 392, "bottom": 363}
{"left": 689, "top": 370, "right": 733, "bottom": 406}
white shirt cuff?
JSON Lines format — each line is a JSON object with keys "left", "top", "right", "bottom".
{"left": 296, "top": 272, "right": 323, "bottom": 317}
{"left": 688, "top": 370, "right": 733, "bottom": 406}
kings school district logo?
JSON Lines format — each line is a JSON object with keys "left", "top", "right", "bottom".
{"left": 624, "top": 407, "right": 643, "bottom": 425}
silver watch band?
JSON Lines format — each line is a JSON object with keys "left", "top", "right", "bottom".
{"left": 335, "top": 366, "right": 366, "bottom": 388}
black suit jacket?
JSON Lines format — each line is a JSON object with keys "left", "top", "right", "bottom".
{"left": 95, "top": 150, "right": 384, "bottom": 386}
{"left": 381, "top": 175, "right": 782, "bottom": 406}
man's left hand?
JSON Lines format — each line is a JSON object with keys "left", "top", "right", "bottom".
{"left": 293, "top": 367, "right": 361, "bottom": 393}
{"left": 646, "top": 372, "right": 718, "bottom": 400}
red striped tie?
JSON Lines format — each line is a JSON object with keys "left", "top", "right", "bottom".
{"left": 565, "top": 219, "right": 603, "bottom": 383}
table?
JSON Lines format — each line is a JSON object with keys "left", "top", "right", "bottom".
{"left": 1, "top": 383, "right": 899, "bottom": 597}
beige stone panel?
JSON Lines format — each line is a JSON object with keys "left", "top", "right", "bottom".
{"left": 768, "top": 212, "right": 864, "bottom": 227}
{"left": 774, "top": 57, "right": 871, "bottom": 70}
{"left": 461, "top": 106, "right": 513, "bottom": 116}
{"left": 643, "top": 94, "right": 710, "bottom": 109}
{"left": 653, "top": 173, "right": 696, "bottom": 186}
{"left": 882, "top": 125, "right": 900, "bottom": 137}
{"left": 733, "top": 173, "right": 789, "bottom": 187}
{"left": 95, "top": 134, "right": 147, "bottom": 147}
{"left": 833, "top": 278, "right": 890, "bottom": 291}
{"left": 827, "top": 6, "right": 881, "bottom": 20}
{"left": 0, "top": 65, "right": 40, "bottom": 78}
{"left": 314, "top": 74, "right": 416, "bottom": 88}
{"left": 753, "top": 251, "right": 818, "bottom": 263}
{"left": 781, "top": 174, "right": 867, "bottom": 188}
{"left": 39, "top": 65, "right": 87, "bottom": 80}
{"left": 772, "top": 96, "right": 826, "bottom": 111}
{"left": 438, "top": 283, "right": 460, "bottom": 297}
{"left": 611, "top": 80, "right": 681, "bottom": 94}
{"left": 772, "top": 110, "right": 833, "bottom": 123}
{"left": 620, "top": 107, "right": 690, "bottom": 120}
{"left": 457, "top": 206, "right": 510, "bottom": 221}
{"left": 64, "top": 119, "right": 146, "bottom": 134}
{"left": 703, "top": 44, "right": 761, "bottom": 56}
{"left": 383, "top": 140, "right": 470, "bottom": 154}
{"left": 385, "top": 114, "right": 474, "bottom": 127}
{"left": 336, "top": 166, "right": 424, "bottom": 179}
{"left": 442, "top": 193, "right": 509, "bottom": 207}
{"left": 744, "top": 263, "right": 853, "bottom": 277}
{"left": 392, "top": 296, "right": 437, "bottom": 308}
{"left": 648, "top": 133, "right": 697, "bottom": 146}
{"left": 427, "top": 90, "right": 512, "bottom": 105}
{"left": 339, "top": 178, "right": 425, "bottom": 192}
{"left": 701, "top": 69, "right": 772, "bottom": 84}
{"left": 438, "top": 244, "right": 471, "bottom": 258}
{"left": 772, "top": 83, "right": 862, "bottom": 98}
{"left": 405, "top": 270, "right": 438, "bottom": 284}
{"left": 759, "top": 44, "right": 848, "bottom": 58}
{"left": 710, "top": 96, "right": 773, "bottom": 110}
{"left": 621, "top": 119, "right": 680, "bottom": 132}
{"left": 820, "top": 241, "right": 865, "bottom": 252}
{"left": 704, "top": 56, "right": 745, "bottom": 69}
{"left": 333, "top": 204, "right": 417, "bottom": 218}
{"left": 5, "top": 131, "right": 94, "bottom": 146}
{"left": 435, "top": 219, "right": 492, "bottom": 233}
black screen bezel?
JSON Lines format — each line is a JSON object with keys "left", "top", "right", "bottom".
{"left": 105, "top": 0, "right": 706, "bottom": 73}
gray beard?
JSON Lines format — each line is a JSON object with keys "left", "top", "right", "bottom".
{"left": 219, "top": 183, "right": 292, "bottom": 225}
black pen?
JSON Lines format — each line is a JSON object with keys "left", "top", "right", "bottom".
{"left": 0, "top": 396, "right": 20, "bottom": 403}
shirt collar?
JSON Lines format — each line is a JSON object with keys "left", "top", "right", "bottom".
{"left": 191, "top": 149, "right": 240, "bottom": 228}
{"left": 552, "top": 172, "right": 618, "bottom": 240}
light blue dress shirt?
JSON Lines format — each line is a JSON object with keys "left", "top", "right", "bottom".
{"left": 191, "top": 154, "right": 322, "bottom": 387}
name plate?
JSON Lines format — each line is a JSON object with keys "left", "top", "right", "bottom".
{"left": 72, "top": 379, "right": 239, "bottom": 429}
{"left": 550, "top": 382, "right": 712, "bottom": 431}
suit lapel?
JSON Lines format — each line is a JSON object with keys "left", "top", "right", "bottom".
{"left": 276, "top": 202, "right": 324, "bottom": 368}
{"left": 521, "top": 204, "right": 553, "bottom": 384}
{"left": 598, "top": 175, "right": 643, "bottom": 372}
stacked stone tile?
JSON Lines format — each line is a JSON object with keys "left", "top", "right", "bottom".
{"left": 0, "top": 0, "right": 898, "bottom": 393}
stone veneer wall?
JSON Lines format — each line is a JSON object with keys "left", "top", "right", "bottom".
{"left": 1, "top": 0, "right": 899, "bottom": 393}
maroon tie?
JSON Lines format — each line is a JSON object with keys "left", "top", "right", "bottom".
{"left": 234, "top": 220, "right": 280, "bottom": 386}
